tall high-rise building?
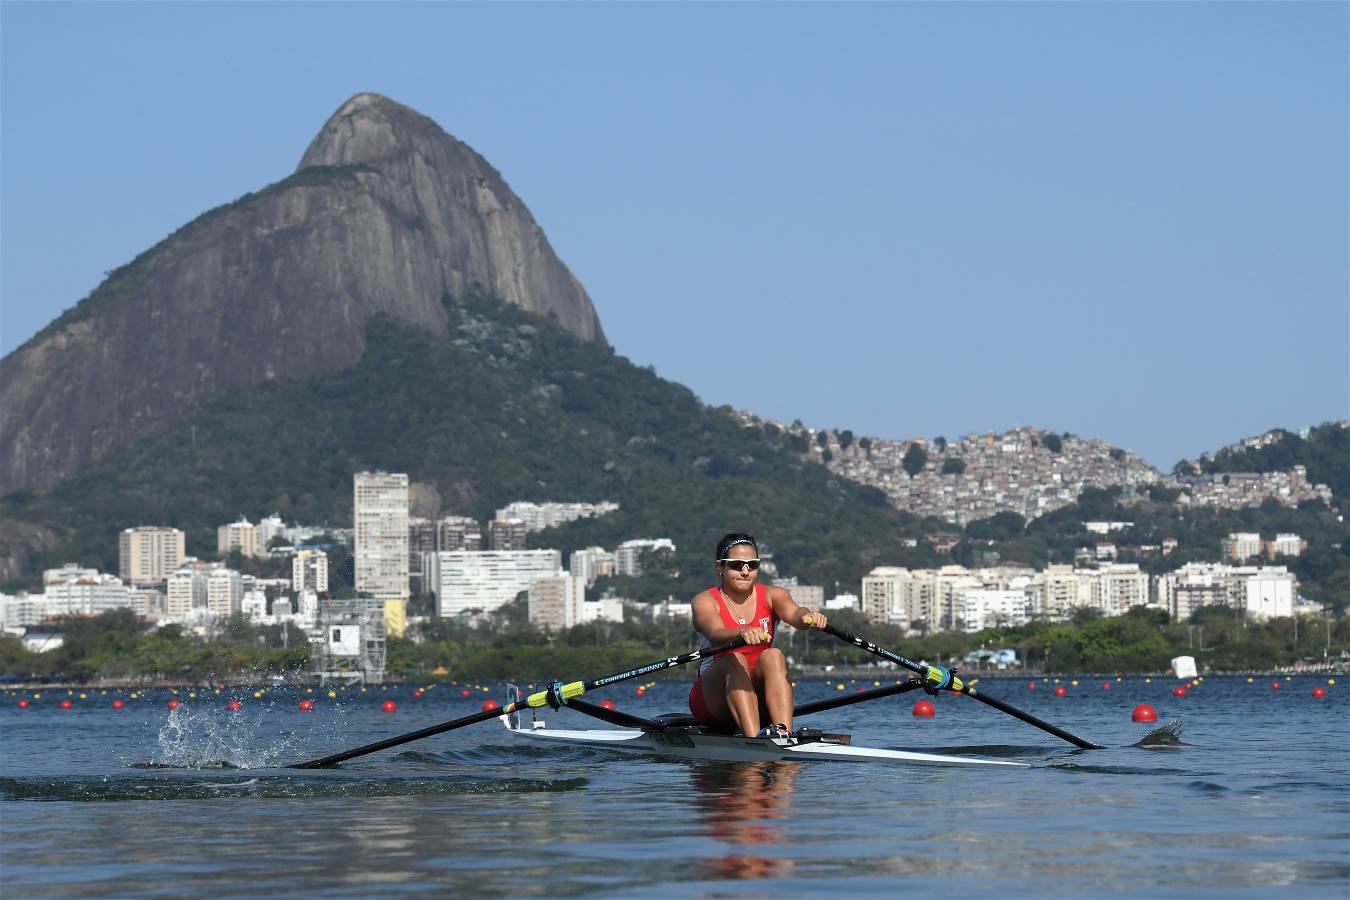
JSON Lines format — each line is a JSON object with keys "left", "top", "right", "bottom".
{"left": 118, "top": 527, "right": 186, "bottom": 586}
{"left": 569, "top": 546, "right": 616, "bottom": 587}
{"left": 206, "top": 569, "right": 244, "bottom": 617}
{"left": 292, "top": 550, "right": 330, "bottom": 594}
{"left": 438, "top": 516, "right": 483, "bottom": 552}
{"left": 354, "top": 472, "right": 410, "bottom": 602}
{"left": 488, "top": 518, "right": 528, "bottom": 551}
{"left": 614, "top": 538, "right": 676, "bottom": 576}
{"left": 408, "top": 517, "right": 438, "bottom": 583}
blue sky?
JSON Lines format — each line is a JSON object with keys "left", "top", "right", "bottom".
{"left": 2, "top": 2, "right": 1346, "bottom": 468}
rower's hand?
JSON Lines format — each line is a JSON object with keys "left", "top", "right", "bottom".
{"left": 801, "top": 611, "right": 827, "bottom": 629}
{"left": 739, "top": 628, "right": 771, "bottom": 645}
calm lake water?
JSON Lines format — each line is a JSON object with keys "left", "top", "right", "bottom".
{"left": 2, "top": 673, "right": 1347, "bottom": 898}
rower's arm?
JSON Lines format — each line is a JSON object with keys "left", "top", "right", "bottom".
{"left": 769, "top": 586, "right": 826, "bottom": 629}
{"left": 692, "top": 592, "right": 759, "bottom": 644}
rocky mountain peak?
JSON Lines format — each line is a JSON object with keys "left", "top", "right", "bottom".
{"left": 0, "top": 93, "right": 607, "bottom": 493}
{"left": 298, "top": 92, "right": 448, "bottom": 171}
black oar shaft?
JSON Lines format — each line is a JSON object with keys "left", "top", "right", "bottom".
{"left": 818, "top": 623, "right": 1103, "bottom": 750}
{"left": 288, "top": 638, "right": 746, "bottom": 768}
{"left": 793, "top": 679, "right": 924, "bottom": 718}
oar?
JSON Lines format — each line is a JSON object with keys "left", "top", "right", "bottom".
{"left": 813, "top": 621, "right": 1103, "bottom": 750}
{"left": 288, "top": 638, "right": 745, "bottom": 768}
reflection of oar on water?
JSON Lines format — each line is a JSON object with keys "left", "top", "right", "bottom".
{"left": 814, "top": 620, "right": 1104, "bottom": 750}
{"left": 288, "top": 638, "right": 745, "bottom": 769}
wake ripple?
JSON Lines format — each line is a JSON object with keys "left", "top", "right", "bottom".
{"left": 0, "top": 775, "right": 588, "bottom": 802}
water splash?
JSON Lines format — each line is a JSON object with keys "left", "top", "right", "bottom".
{"left": 148, "top": 703, "right": 300, "bottom": 769}
{"left": 1136, "top": 719, "right": 1187, "bottom": 749}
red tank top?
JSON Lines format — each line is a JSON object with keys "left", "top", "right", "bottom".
{"left": 698, "top": 584, "right": 777, "bottom": 672}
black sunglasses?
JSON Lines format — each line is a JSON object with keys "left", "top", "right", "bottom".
{"left": 719, "top": 558, "right": 760, "bottom": 572}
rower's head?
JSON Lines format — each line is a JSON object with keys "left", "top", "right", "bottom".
{"left": 716, "top": 533, "right": 760, "bottom": 588}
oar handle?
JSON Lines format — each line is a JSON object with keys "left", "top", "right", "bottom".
{"left": 817, "top": 623, "right": 1103, "bottom": 750}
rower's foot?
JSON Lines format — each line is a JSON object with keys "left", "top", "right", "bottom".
{"left": 755, "top": 723, "right": 790, "bottom": 739}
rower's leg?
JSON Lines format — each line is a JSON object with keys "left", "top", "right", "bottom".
{"left": 720, "top": 653, "right": 761, "bottom": 735}
{"left": 699, "top": 654, "right": 757, "bottom": 734}
{"left": 752, "top": 648, "right": 794, "bottom": 731}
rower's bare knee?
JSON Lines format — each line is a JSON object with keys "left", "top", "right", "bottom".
{"left": 757, "top": 648, "right": 787, "bottom": 677}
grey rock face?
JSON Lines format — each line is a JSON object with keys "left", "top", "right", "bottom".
{"left": 0, "top": 93, "right": 606, "bottom": 493}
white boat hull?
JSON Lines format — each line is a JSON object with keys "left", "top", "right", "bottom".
{"left": 502, "top": 719, "right": 1027, "bottom": 767}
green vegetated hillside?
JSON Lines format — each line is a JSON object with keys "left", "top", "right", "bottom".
{"left": 1, "top": 294, "right": 925, "bottom": 595}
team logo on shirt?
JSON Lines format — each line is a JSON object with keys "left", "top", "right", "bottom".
{"left": 760, "top": 616, "right": 772, "bottom": 633}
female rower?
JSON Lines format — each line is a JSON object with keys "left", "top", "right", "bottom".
{"left": 688, "top": 532, "right": 827, "bottom": 737}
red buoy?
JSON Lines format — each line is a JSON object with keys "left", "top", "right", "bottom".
{"left": 298, "top": 699, "right": 314, "bottom": 712}
{"left": 481, "top": 699, "right": 500, "bottom": 712}
{"left": 1027, "top": 682, "right": 1036, "bottom": 690}
{"left": 227, "top": 699, "right": 243, "bottom": 711}
{"left": 1172, "top": 686, "right": 1187, "bottom": 697}
{"left": 1131, "top": 704, "right": 1158, "bottom": 723}
{"left": 600, "top": 699, "right": 617, "bottom": 710}
{"left": 1054, "top": 686, "right": 1067, "bottom": 697}
{"left": 17, "top": 699, "right": 29, "bottom": 709}
{"left": 381, "top": 699, "right": 398, "bottom": 713}
{"left": 634, "top": 687, "right": 645, "bottom": 697}
{"left": 912, "top": 700, "right": 935, "bottom": 717}
{"left": 414, "top": 689, "right": 424, "bottom": 699}
{"left": 1101, "top": 682, "right": 1112, "bottom": 690}
{"left": 59, "top": 699, "right": 73, "bottom": 710}
{"left": 1271, "top": 681, "right": 1282, "bottom": 690}
{"left": 167, "top": 698, "right": 181, "bottom": 711}
{"left": 1312, "top": 687, "right": 1327, "bottom": 698}
{"left": 111, "top": 698, "right": 125, "bottom": 710}
{"left": 460, "top": 689, "right": 471, "bottom": 698}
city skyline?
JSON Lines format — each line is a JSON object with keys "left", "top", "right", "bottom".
{"left": 1, "top": 4, "right": 1344, "bottom": 469}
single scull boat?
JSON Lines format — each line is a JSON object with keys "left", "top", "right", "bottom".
{"left": 500, "top": 684, "right": 1028, "bottom": 768}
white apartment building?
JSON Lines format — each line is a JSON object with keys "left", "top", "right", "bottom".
{"left": 495, "top": 501, "right": 620, "bottom": 533}
{"left": 1222, "top": 532, "right": 1263, "bottom": 562}
{"left": 1244, "top": 570, "right": 1296, "bottom": 621}
{"left": 426, "top": 550, "right": 563, "bottom": 616}
{"left": 615, "top": 538, "right": 676, "bottom": 576}
{"left": 1087, "top": 564, "right": 1151, "bottom": 617}
{"left": 241, "top": 590, "right": 267, "bottom": 622}
{"left": 1036, "top": 565, "right": 1084, "bottom": 619}
{"left": 861, "top": 567, "right": 910, "bottom": 627}
{"left": 217, "top": 518, "right": 263, "bottom": 558}
{"left": 166, "top": 566, "right": 211, "bottom": 618}
{"left": 354, "top": 472, "right": 409, "bottom": 602}
{"left": 959, "top": 588, "right": 1028, "bottom": 632}
{"left": 1158, "top": 563, "right": 1230, "bottom": 621}
{"left": 258, "top": 514, "right": 286, "bottom": 548}
{"left": 118, "top": 526, "right": 186, "bottom": 586}
{"left": 569, "top": 546, "right": 616, "bottom": 586}
{"left": 1267, "top": 533, "right": 1306, "bottom": 559}
{"left": 292, "top": 550, "right": 329, "bottom": 593}
{"left": 42, "top": 573, "right": 137, "bottom": 618}
{"left": 206, "top": 569, "right": 244, "bottom": 617}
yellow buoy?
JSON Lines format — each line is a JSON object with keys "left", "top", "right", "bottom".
{"left": 254, "top": 691, "right": 264, "bottom": 699}
{"left": 327, "top": 691, "right": 337, "bottom": 699}
{"left": 1329, "top": 678, "right": 1336, "bottom": 685}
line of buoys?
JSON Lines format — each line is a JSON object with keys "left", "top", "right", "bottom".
{"left": 1132, "top": 704, "right": 1158, "bottom": 722}
{"left": 912, "top": 700, "right": 935, "bottom": 717}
